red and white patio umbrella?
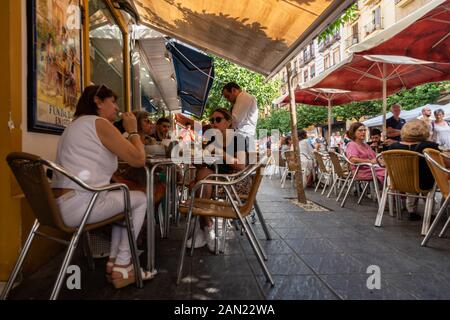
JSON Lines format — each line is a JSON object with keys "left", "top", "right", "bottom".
{"left": 282, "top": 88, "right": 385, "bottom": 144}
{"left": 305, "top": 54, "right": 450, "bottom": 135}
{"left": 304, "top": 0, "right": 450, "bottom": 135}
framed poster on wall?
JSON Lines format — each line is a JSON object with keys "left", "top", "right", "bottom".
{"left": 27, "top": 0, "right": 83, "bottom": 134}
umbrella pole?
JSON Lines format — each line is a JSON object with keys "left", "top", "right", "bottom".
{"left": 286, "top": 64, "right": 307, "bottom": 204}
{"left": 382, "top": 63, "right": 387, "bottom": 140}
{"left": 327, "top": 99, "right": 332, "bottom": 148}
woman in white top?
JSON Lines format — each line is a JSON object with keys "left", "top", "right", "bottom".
{"left": 52, "top": 84, "right": 152, "bottom": 289}
{"left": 432, "top": 108, "right": 450, "bottom": 149}
{"left": 298, "top": 130, "right": 315, "bottom": 187}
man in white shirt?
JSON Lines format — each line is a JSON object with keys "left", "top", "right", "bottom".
{"left": 222, "top": 82, "right": 258, "bottom": 138}
{"left": 418, "top": 106, "right": 433, "bottom": 139}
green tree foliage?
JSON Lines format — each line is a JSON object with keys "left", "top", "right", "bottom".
{"left": 257, "top": 108, "right": 291, "bottom": 135}
{"left": 332, "top": 101, "right": 381, "bottom": 121}
{"left": 257, "top": 105, "right": 328, "bottom": 134}
{"left": 297, "top": 105, "right": 328, "bottom": 129}
{"left": 387, "top": 82, "right": 447, "bottom": 110}
{"left": 204, "top": 56, "right": 281, "bottom": 119}
{"left": 318, "top": 3, "right": 358, "bottom": 42}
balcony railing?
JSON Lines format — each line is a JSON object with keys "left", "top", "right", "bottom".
{"left": 318, "top": 32, "right": 341, "bottom": 52}
{"left": 302, "top": 51, "right": 315, "bottom": 65}
{"left": 364, "top": 19, "right": 383, "bottom": 36}
{"left": 345, "top": 33, "right": 360, "bottom": 49}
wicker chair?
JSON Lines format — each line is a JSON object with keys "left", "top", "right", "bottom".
{"left": 338, "top": 153, "right": 382, "bottom": 208}
{"left": 312, "top": 151, "right": 332, "bottom": 194}
{"left": 270, "top": 149, "right": 285, "bottom": 179}
{"left": 177, "top": 156, "right": 274, "bottom": 286}
{"left": 0, "top": 152, "right": 143, "bottom": 300}
{"left": 280, "top": 150, "right": 296, "bottom": 188}
{"left": 374, "top": 150, "right": 435, "bottom": 235}
{"left": 421, "top": 148, "right": 450, "bottom": 246}
{"left": 324, "top": 151, "right": 350, "bottom": 198}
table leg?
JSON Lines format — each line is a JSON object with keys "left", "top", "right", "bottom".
{"left": 145, "top": 166, "right": 156, "bottom": 273}
{"left": 163, "top": 165, "right": 171, "bottom": 239}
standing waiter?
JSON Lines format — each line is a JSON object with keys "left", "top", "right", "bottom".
{"left": 222, "top": 82, "right": 258, "bottom": 139}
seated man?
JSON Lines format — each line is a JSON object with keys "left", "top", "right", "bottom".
{"left": 150, "top": 117, "right": 171, "bottom": 142}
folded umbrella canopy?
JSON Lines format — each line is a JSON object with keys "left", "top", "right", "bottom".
{"left": 350, "top": 0, "right": 450, "bottom": 64}
{"left": 167, "top": 41, "right": 214, "bottom": 118}
{"left": 282, "top": 88, "right": 385, "bottom": 144}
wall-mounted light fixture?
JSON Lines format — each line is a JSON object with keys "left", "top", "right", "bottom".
{"left": 170, "top": 74, "right": 176, "bottom": 81}
{"left": 164, "top": 52, "right": 171, "bottom": 62}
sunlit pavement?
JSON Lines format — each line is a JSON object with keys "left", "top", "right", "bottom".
{"left": 8, "top": 177, "right": 450, "bottom": 300}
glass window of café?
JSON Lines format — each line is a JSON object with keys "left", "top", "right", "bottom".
{"left": 131, "top": 48, "right": 161, "bottom": 114}
{"left": 88, "top": 0, "right": 125, "bottom": 111}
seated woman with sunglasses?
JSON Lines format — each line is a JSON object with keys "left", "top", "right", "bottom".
{"left": 345, "top": 122, "right": 385, "bottom": 184}
{"left": 187, "top": 108, "right": 252, "bottom": 252}
{"left": 51, "top": 85, "right": 154, "bottom": 289}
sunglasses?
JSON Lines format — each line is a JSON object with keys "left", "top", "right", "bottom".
{"left": 209, "top": 117, "right": 224, "bottom": 124}
{"left": 94, "top": 84, "right": 111, "bottom": 97}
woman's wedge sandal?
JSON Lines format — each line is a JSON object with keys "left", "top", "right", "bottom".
{"left": 105, "top": 258, "right": 115, "bottom": 283}
{"left": 111, "top": 264, "right": 156, "bottom": 289}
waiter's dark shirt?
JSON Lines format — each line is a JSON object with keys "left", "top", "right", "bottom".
{"left": 388, "top": 141, "right": 439, "bottom": 190}
{"left": 386, "top": 116, "right": 406, "bottom": 141}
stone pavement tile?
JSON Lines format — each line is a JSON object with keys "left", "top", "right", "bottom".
{"left": 320, "top": 274, "right": 416, "bottom": 300}
{"left": 286, "top": 238, "right": 343, "bottom": 255}
{"left": 223, "top": 224, "right": 281, "bottom": 241}
{"left": 241, "top": 239, "right": 297, "bottom": 256}
{"left": 255, "top": 211, "right": 301, "bottom": 220}
{"left": 349, "top": 251, "right": 435, "bottom": 274}
{"left": 258, "top": 200, "right": 302, "bottom": 214}
{"left": 295, "top": 215, "right": 342, "bottom": 227}
{"left": 310, "top": 226, "right": 367, "bottom": 239}
{"left": 250, "top": 224, "right": 282, "bottom": 240}
{"left": 266, "top": 218, "right": 306, "bottom": 229}
{"left": 273, "top": 227, "right": 322, "bottom": 239}
{"left": 154, "top": 253, "right": 192, "bottom": 277}
{"left": 328, "top": 237, "right": 393, "bottom": 254}
{"left": 156, "top": 240, "right": 184, "bottom": 257}
{"left": 191, "top": 275, "right": 264, "bottom": 300}
{"left": 257, "top": 275, "right": 339, "bottom": 300}
{"left": 383, "top": 273, "right": 450, "bottom": 299}
{"left": 191, "top": 255, "right": 253, "bottom": 278}
{"left": 299, "top": 252, "right": 367, "bottom": 275}
{"left": 247, "top": 254, "right": 313, "bottom": 276}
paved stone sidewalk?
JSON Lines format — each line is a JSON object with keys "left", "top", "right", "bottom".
{"left": 7, "top": 178, "right": 450, "bottom": 300}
